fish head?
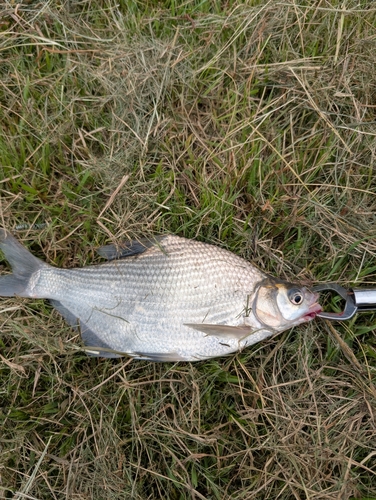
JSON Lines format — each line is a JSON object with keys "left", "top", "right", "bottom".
{"left": 253, "top": 279, "right": 322, "bottom": 330}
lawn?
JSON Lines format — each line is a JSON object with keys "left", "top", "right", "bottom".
{"left": 1, "top": 1, "right": 376, "bottom": 498}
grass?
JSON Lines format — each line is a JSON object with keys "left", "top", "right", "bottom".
{"left": 1, "top": 0, "right": 376, "bottom": 498}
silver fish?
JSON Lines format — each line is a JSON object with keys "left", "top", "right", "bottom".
{"left": 0, "top": 229, "right": 321, "bottom": 361}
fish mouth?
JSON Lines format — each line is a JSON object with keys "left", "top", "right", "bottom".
{"left": 303, "top": 302, "right": 323, "bottom": 321}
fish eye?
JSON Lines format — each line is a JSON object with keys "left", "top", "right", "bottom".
{"left": 288, "top": 288, "right": 304, "bottom": 305}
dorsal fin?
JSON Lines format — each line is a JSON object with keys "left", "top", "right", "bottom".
{"left": 96, "top": 236, "right": 164, "bottom": 261}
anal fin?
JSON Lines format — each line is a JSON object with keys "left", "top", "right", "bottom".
{"left": 132, "top": 351, "right": 189, "bottom": 362}
{"left": 50, "top": 299, "right": 122, "bottom": 358}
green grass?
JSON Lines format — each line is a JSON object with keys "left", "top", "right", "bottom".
{"left": 1, "top": 0, "right": 376, "bottom": 498}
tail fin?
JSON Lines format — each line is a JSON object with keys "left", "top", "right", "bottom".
{"left": 0, "top": 229, "right": 46, "bottom": 297}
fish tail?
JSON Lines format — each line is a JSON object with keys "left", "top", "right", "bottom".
{"left": 0, "top": 229, "right": 46, "bottom": 297}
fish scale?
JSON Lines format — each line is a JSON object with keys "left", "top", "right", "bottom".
{"left": 0, "top": 229, "right": 321, "bottom": 361}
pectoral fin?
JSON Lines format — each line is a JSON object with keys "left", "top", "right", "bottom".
{"left": 184, "top": 323, "right": 253, "bottom": 340}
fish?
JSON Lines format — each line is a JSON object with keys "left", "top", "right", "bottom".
{"left": 0, "top": 229, "right": 322, "bottom": 361}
